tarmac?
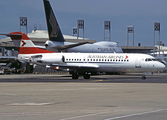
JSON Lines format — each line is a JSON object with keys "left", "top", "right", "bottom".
{"left": 0, "top": 73, "right": 167, "bottom": 120}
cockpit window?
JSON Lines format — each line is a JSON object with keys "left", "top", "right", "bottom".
{"left": 145, "top": 58, "right": 157, "bottom": 62}
{"left": 116, "top": 44, "right": 120, "bottom": 47}
{"left": 108, "top": 45, "right": 114, "bottom": 47}
{"left": 148, "top": 59, "right": 152, "bottom": 61}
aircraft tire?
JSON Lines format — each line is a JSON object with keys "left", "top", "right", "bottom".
{"left": 142, "top": 75, "right": 146, "bottom": 80}
{"left": 72, "top": 73, "right": 79, "bottom": 79}
{"left": 83, "top": 74, "right": 90, "bottom": 79}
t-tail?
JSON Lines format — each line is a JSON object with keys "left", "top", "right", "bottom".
{"left": 43, "top": 0, "right": 65, "bottom": 42}
{"left": 0, "top": 32, "right": 54, "bottom": 54}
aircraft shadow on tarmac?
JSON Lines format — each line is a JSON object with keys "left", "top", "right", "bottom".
{"left": 0, "top": 74, "right": 167, "bottom": 83}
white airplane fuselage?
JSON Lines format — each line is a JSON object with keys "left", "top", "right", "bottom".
{"left": 18, "top": 53, "right": 165, "bottom": 73}
{"left": 45, "top": 41, "right": 123, "bottom": 53}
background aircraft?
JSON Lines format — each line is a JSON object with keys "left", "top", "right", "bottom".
{"left": 1, "top": 32, "right": 165, "bottom": 80}
{"left": 43, "top": 0, "right": 123, "bottom": 53}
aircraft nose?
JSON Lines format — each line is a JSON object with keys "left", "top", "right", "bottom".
{"left": 158, "top": 62, "right": 166, "bottom": 70}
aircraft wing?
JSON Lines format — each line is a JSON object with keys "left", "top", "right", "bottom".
{"left": 53, "top": 63, "right": 99, "bottom": 69}
{"left": 36, "top": 42, "right": 91, "bottom": 51}
{"left": 52, "top": 42, "right": 91, "bottom": 51}
{"left": 38, "top": 63, "right": 99, "bottom": 70}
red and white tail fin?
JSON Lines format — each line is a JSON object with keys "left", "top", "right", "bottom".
{"left": 1, "top": 32, "right": 54, "bottom": 54}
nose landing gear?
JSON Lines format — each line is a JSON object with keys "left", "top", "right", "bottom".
{"left": 142, "top": 75, "right": 146, "bottom": 80}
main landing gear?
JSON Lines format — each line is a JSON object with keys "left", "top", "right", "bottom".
{"left": 142, "top": 75, "right": 146, "bottom": 80}
{"left": 72, "top": 73, "right": 90, "bottom": 79}
{"left": 72, "top": 73, "right": 79, "bottom": 79}
{"left": 83, "top": 74, "right": 90, "bottom": 79}
{"left": 141, "top": 72, "right": 153, "bottom": 80}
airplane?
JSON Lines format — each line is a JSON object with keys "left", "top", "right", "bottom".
{"left": 43, "top": 0, "right": 123, "bottom": 53}
{"left": 0, "top": 32, "right": 166, "bottom": 80}
{"left": 150, "top": 51, "right": 167, "bottom": 66}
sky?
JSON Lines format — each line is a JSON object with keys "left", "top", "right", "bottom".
{"left": 0, "top": 0, "right": 167, "bottom": 46}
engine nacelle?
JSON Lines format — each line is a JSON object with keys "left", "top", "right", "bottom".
{"left": 37, "top": 55, "right": 65, "bottom": 64}
{"left": 45, "top": 40, "right": 54, "bottom": 48}
{"left": 45, "top": 40, "right": 64, "bottom": 52}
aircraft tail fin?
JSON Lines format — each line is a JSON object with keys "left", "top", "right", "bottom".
{"left": 0, "top": 32, "right": 54, "bottom": 54}
{"left": 43, "top": 0, "right": 65, "bottom": 42}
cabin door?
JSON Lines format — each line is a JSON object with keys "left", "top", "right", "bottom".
{"left": 135, "top": 58, "right": 141, "bottom": 68}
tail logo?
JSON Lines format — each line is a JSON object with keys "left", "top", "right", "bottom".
{"left": 49, "top": 10, "right": 59, "bottom": 37}
{"left": 21, "top": 40, "right": 26, "bottom": 47}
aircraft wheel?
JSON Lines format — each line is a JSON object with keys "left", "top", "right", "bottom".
{"left": 83, "top": 74, "right": 90, "bottom": 79}
{"left": 142, "top": 75, "right": 146, "bottom": 80}
{"left": 72, "top": 73, "right": 79, "bottom": 79}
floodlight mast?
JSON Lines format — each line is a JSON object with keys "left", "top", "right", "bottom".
{"left": 127, "top": 26, "right": 134, "bottom": 46}
{"left": 77, "top": 20, "right": 84, "bottom": 43}
{"left": 104, "top": 21, "right": 111, "bottom": 41}
{"left": 154, "top": 22, "right": 160, "bottom": 57}
{"left": 73, "top": 27, "right": 77, "bottom": 36}
{"left": 20, "top": 17, "right": 27, "bottom": 34}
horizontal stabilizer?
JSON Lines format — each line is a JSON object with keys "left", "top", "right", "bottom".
{"left": 0, "top": 33, "right": 22, "bottom": 37}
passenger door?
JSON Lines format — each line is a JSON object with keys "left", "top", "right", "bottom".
{"left": 135, "top": 58, "right": 141, "bottom": 68}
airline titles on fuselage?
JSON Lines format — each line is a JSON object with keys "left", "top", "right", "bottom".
{"left": 98, "top": 48, "right": 116, "bottom": 52}
{"left": 87, "top": 55, "right": 128, "bottom": 60}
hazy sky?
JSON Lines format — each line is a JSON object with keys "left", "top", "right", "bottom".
{"left": 0, "top": 0, "right": 167, "bottom": 46}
